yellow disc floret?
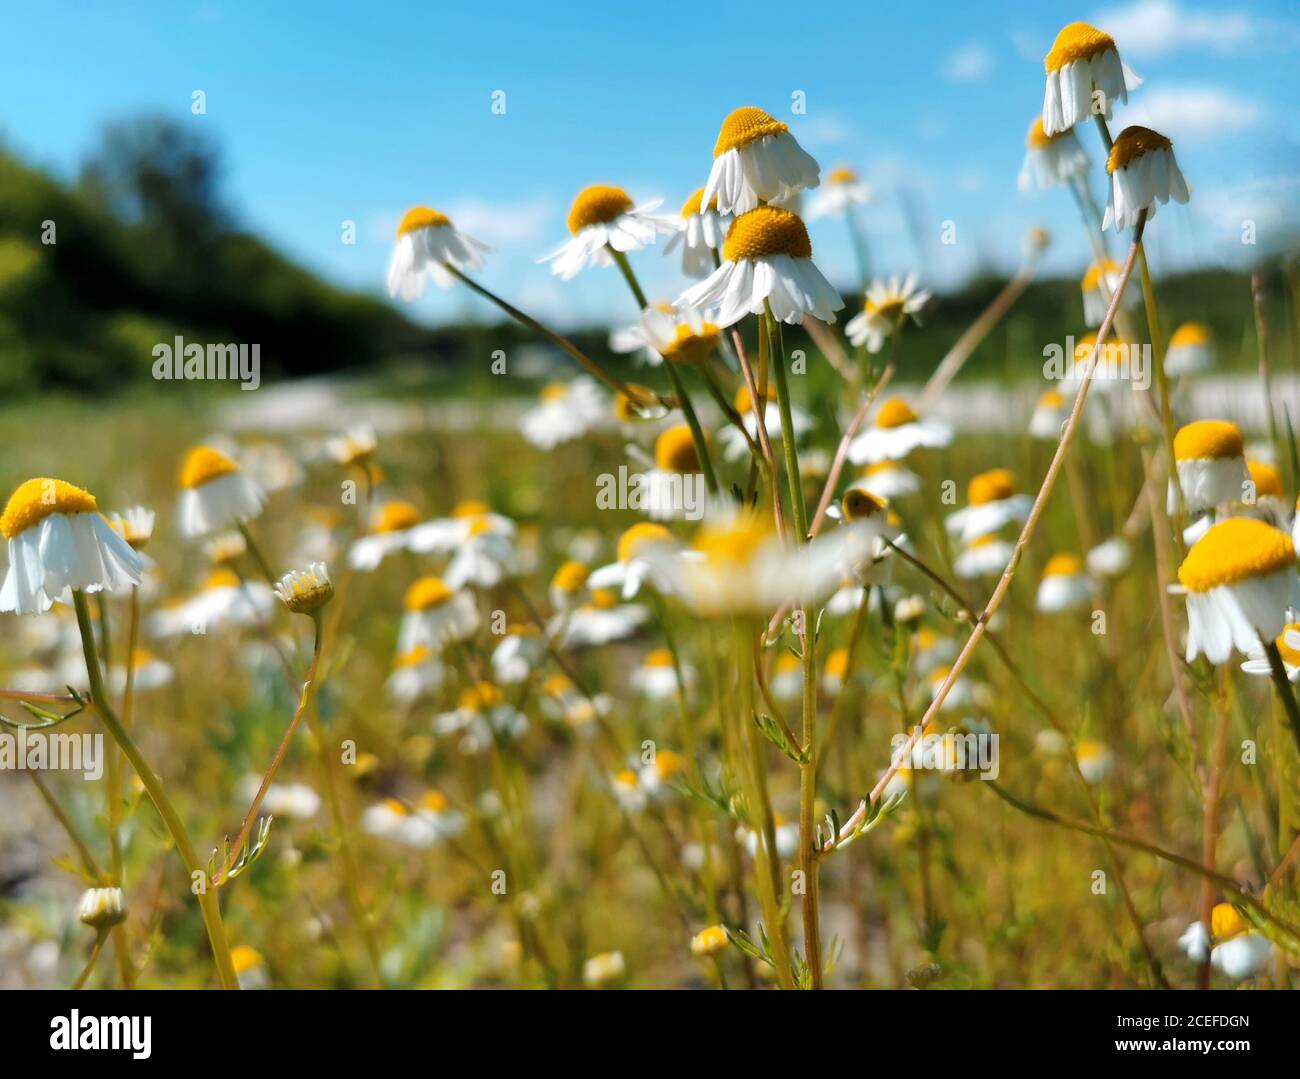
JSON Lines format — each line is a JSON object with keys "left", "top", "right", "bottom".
{"left": 617, "top": 522, "right": 673, "bottom": 564}
{"left": 644, "top": 648, "right": 675, "bottom": 668}
{"left": 1173, "top": 419, "right": 1243, "bottom": 462}
{"left": 655, "top": 424, "right": 703, "bottom": 473}
{"left": 567, "top": 185, "right": 633, "bottom": 235}
{"left": 404, "top": 576, "right": 454, "bottom": 610}
{"left": 714, "top": 106, "right": 789, "bottom": 157}
{"left": 1082, "top": 259, "right": 1119, "bottom": 290}
{"left": 229, "top": 945, "right": 264, "bottom": 975}
{"left": 680, "top": 187, "right": 716, "bottom": 218}
{"left": 1276, "top": 623, "right": 1300, "bottom": 667}
{"left": 827, "top": 165, "right": 858, "bottom": 185}
{"left": 659, "top": 321, "right": 721, "bottom": 366}
{"left": 874, "top": 398, "right": 919, "bottom": 429}
{"left": 733, "top": 383, "right": 775, "bottom": 415}
{"left": 397, "top": 207, "right": 451, "bottom": 237}
{"left": 842, "top": 487, "right": 886, "bottom": 522}
{"left": 1177, "top": 517, "right": 1296, "bottom": 593}
{"left": 968, "top": 469, "right": 1016, "bottom": 505}
{"left": 1, "top": 478, "right": 98, "bottom": 540}
{"left": 691, "top": 924, "right": 729, "bottom": 957}
{"left": 179, "top": 446, "right": 239, "bottom": 490}
{"left": 1026, "top": 117, "right": 1062, "bottom": 150}
{"left": 1107, "top": 126, "right": 1173, "bottom": 173}
{"left": 1211, "top": 902, "right": 1248, "bottom": 942}
{"left": 1247, "top": 460, "right": 1283, "bottom": 498}
{"left": 1043, "top": 553, "right": 1083, "bottom": 578}
{"left": 374, "top": 500, "right": 421, "bottom": 533}
{"left": 1170, "top": 322, "right": 1210, "bottom": 347}
{"left": 1044, "top": 22, "right": 1116, "bottom": 73}
{"left": 551, "top": 560, "right": 590, "bottom": 593}
{"left": 723, "top": 206, "right": 812, "bottom": 262}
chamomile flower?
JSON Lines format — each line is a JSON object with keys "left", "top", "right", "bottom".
{"left": 611, "top": 768, "right": 646, "bottom": 813}
{"left": 397, "top": 577, "right": 479, "bottom": 653}
{"left": 158, "top": 569, "right": 275, "bottom": 636}
{"left": 859, "top": 460, "right": 922, "bottom": 500}
{"left": 0, "top": 478, "right": 145, "bottom": 614}
{"left": 229, "top": 945, "right": 268, "bottom": 990}
{"left": 1103, "top": 126, "right": 1190, "bottom": 232}
{"left": 540, "top": 185, "right": 679, "bottom": 280}
{"left": 1087, "top": 536, "right": 1132, "bottom": 579}
{"left": 1170, "top": 420, "right": 1248, "bottom": 515}
{"left": 676, "top": 205, "right": 843, "bottom": 327}
{"left": 1075, "top": 739, "right": 1113, "bottom": 784}
{"left": 1080, "top": 258, "right": 1137, "bottom": 326}
{"left": 639, "top": 748, "right": 687, "bottom": 799}
{"left": 845, "top": 276, "right": 930, "bottom": 354}
{"left": 1240, "top": 460, "right": 1290, "bottom": 530}
{"left": 442, "top": 514, "right": 519, "bottom": 590}
{"left": 645, "top": 506, "right": 878, "bottom": 619}
{"left": 630, "top": 647, "right": 694, "bottom": 699}
{"left": 1036, "top": 554, "right": 1094, "bottom": 613}
{"left": 274, "top": 562, "right": 333, "bottom": 616}
{"left": 805, "top": 165, "right": 873, "bottom": 220}
{"left": 1181, "top": 904, "right": 1273, "bottom": 981}
{"left": 176, "top": 446, "right": 266, "bottom": 538}
{"left": 552, "top": 590, "right": 648, "bottom": 649}
{"left": 325, "top": 424, "right": 377, "bottom": 470}
{"left": 946, "top": 470, "right": 1033, "bottom": 544}
{"left": 1017, "top": 117, "right": 1090, "bottom": 191}
{"left": 847, "top": 397, "right": 952, "bottom": 465}
{"left": 105, "top": 506, "right": 156, "bottom": 552}
{"left": 240, "top": 776, "right": 321, "bottom": 821}
{"left": 664, "top": 188, "right": 733, "bottom": 277}
{"left": 719, "top": 383, "right": 812, "bottom": 462}
{"left": 434, "top": 683, "right": 527, "bottom": 754}
{"left": 109, "top": 648, "right": 174, "bottom": 694}
{"left": 78, "top": 887, "right": 126, "bottom": 930}
{"left": 638, "top": 306, "right": 722, "bottom": 368}
{"left": 587, "top": 523, "right": 678, "bottom": 600}
{"left": 486, "top": 624, "right": 541, "bottom": 686}
{"left": 549, "top": 561, "right": 590, "bottom": 613}
{"left": 703, "top": 106, "right": 820, "bottom": 216}
{"left": 385, "top": 645, "right": 447, "bottom": 703}
{"left": 347, "top": 500, "right": 424, "bottom": 571}
{"left": 1178, "top": 517, "right": 1299, "bottom": 664}
{"left": 582, "top": 951, "right": 626, "bottom": 988}
{"left": 1164, "top": 321, "right": 1214, "bottom": 376}
{"left": 771, "top": 652, "right": 803, "bottom": 700}
{"left": 609, "top": 302, "right": 676, "bottom": 365}
{"left": 737, "top": 815, "right": 800, "bottom": 860}
{"left": 822, "top": 647, "right": 850, "bottom": 696}
{"left": 642, "top": 425, "right": 709, "bottom": 520}
{"left": 953, "top": 533, "right": 1014, "bottom": 581}
{"left": 386, "top": 207, "right": 489, "bottom": 301}
{"left": 1028, "top": 389, "right": 1068, "bottom": 440}
{"left": 911, "top": 627, "right": 959, "bottom": 676}
{"left": 927, "top": 665, "right": 975, "bottom": 713}
{"left": 1041, "top": 22, "right": 1141, "bottom": 136}
{"left": 1241, "top": 624, "right": 1300, "bottom": 682}
{"left": 520, "top": 377, "right": 607, "bottom": 449}
{"left": 690, "top": 925, "right": 729, "bottom": 958}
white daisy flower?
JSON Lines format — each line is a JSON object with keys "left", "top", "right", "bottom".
{"left": 630, "top": 647, "right": 693, "bottom": 700}
{"left": 490, "top": 625, "right": 544, "bottom": 685}
{"left": 845, "top": 275, "right": 931, "bottom": 354}
{"left": 1075, "top": 739, "right": 1113, "bottom": 784}
{"left": 434, "top": 684, "right": 526, "bottom": 755}
{"left": 385, "top": 645, "right": 447, "bottom": 704}
{"left": 1103, "top": 126, "right": 1189, "bottom": 232}
{"left": 240, "top": 776, "right": 321, "bottom": 822}
{"left": 805, "top": 165, "right": 873, "bottom": 220}
{"left": 587, "top": 523, "right": 679, "bottom": 600}
{"left": 386, "top": 207, "right": 489, "bottom": 301}
{"left": 926, "top": 665, "right": 975, "bottom": 714}
{"left": 273, "top": 562, "right": 333, "bottom": 616}
{"left": 637, "top": 306, "right": 723, "bottom": 367}
{"left": 1178, "top": 517, "right": 1299, "bottom": 664}
{"left": 1017, "top": 117, "right": 1090, "bottom": 191}
{"left": 1086, "top": 536, "right": 1132, "bottom": 579}
{"left": 953, "top": 534, "right": 1014, "bottom": 581}
{"left": 859, "top": 460, "right": 922, "bottom": 500}
{"left": 176, "top": 446, "right": 266, "bottom": 539}
{"left": 945, "top": 470, "right": 1033, "bottom": 544}
{"left": 911, "top": 627, "right": 959, "bottom": 676}
{"left": 443, "top": 516, "right": 519, "bottom": 591}
{"left": 105, "top": 505, "right": 156, "bottom": 552}
{"left": 325, "top": 425, "right": 377, "bottom": 470}
{"left": 150, "top": 569, "right": 275, "bottom": 637}
{"left": 609, "top": 302, "right": 678, "bottom": 365}
{"left": 718, "top": 382, "right": 812, "bottom": 462}
{"left": 1170, "top": 420, "right": 1249, "bottom": 515}
{"left": 847, "top": 397, "right": 951, "bottom": 465}
{"left": 109, "top": 648, "right": 174, "bottom": 694}
{"left": 551, "top": 591, "right": 648, "bottom": 649}
{"left": 1041, "top": 22, "right": 1141, "bottom": 136}
{"left": 1243, "top": 460, "right": 1291, "bottom": 530}
{"left": 1080, "top": 258, "right": 1137, "bottom": 326}
{"left": 1241, "top": 623, "right": 1300, "bottom": 682}
{"left": 540, "top": 185, "right": 679, "bottom": 280}
{"left": 582, "top": 950, "right": 626, "bottom": 988}
{"left": 639, "top": 425, "right": 709, "bottom": 521}
{"left": 1182, "top": 904, "right": 1273, "bottom": 982}
{"left": 737, "top": 815, "right": 800, "bottom": 860}
{"left": 1035, "top": 554, "right": 1095, "bottom": 613}
{"left": 676, "top": 205, "right": 843, "bottom": 327}
{"left": 397, "top": 577, "right": 479, "bottom": 653}
{"left": 1028, "top": 389, "right": 1068, "bottom": 441}
{"left": 520, "top": 377, "right": 607, "bottom": 450}
{"left": 821, "top": 647, "right": 851, "bottom": 696}
{"left": 638, "top": 748, "right": 687, "bottom": 799}
{"left": 1165, "top": 321, "right": 1214, "bottom": 377}
{"left": 703, "top": 106, "right": 820, "bottom": 215}
{"left": 347, "top": 501, "right": 424, "bottom": 572}
{"left": 770, "top": 652, "right": 803, "bottom": 701}
{"left": 0, "top": 478, "right": 145, "bottom": 614}
{"left": 663, "top": 188, "right": 733, "bottom": 277}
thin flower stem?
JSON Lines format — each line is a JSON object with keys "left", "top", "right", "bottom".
{"left": 766, "top": 307, "right": 808, "bottom": 541}
{"left": 1196, "top": 670, "right": 1232, "bottom": 988}
{"left": 823, "top": 211, "right": 1149, "bottom": 854}
{"left": 443, "top": 263, "right": 661, "bottom": 408}
{"left": 215, "top": 613, "right": 324, "bottom": 885}
{"left": 236, "top": 521, "right": 278, "bottom": 585}
{"left": 71, "top": 589, "right": 239, "bottom": 990}
{"left": 72, "top": 929, "right": 111, "bottom": 990}
{"left": 1263, "top": 640, "right": 1300, "bottom": 757}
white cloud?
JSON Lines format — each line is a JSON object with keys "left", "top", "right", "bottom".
{"left": 443, "top": 197, "right": 555, "bottom": 246}
{"left": 1193, "top": 176, "right": 1300, "bottom": 236}
{"left": 1115, "top": 86, "right": 1259, "bottom": 140}
{"left": 797, "top": 114, "right": 851, "bottom": 147}
{"left": 943, "top": 42, "right": 993, "bottom": 82}
{"left": 1092, "top": 0, "right": 1257, "bottom": 57}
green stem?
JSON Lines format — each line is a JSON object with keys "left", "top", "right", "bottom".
{"left": 1264, "top": 640, "right": 1300, "bottom": 757}
{"left": 237, "top": 521, "right": 277, "bottom": 585}
{"left": 71, "top": 589, "right": 239, "bottom": 990}
{"left": 765, "top": 307, "right": 808, "bottom": 540}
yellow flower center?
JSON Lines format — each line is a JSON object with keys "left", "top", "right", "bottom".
{"left": 179, "top": 446, "right": 239, "bottom": 490}
{"left": 1211, "top": 902, "right": 1247, "bottom": 942}
{"left": 229, "top": 945, "right": 264, "bottom": 975}
{"left": 1171, "top": 322, "right": 1210, "bottom": 347}
{"left": 866, "top": 297, "right": 906, "bottom": 324}
{"left": 1044, "top": 21, "right": 1116, "bottom": 73}
{"left": 1075, "top": 739, "right": 1106, "bottom": 761}
{"left": 381, "top": 797, "right": 410, "bottom": 816}
{"left": 1248, "top": 460, "right": 1283, "bottom": 498}
{"left": 1276, "top": 624, "right": 1300, "bottom": 667}
{"left": 130, "top": 648, "right": 155, "bottom": 668}
{"left": 460, "top": 681, "right": 503, "bottom": 710}
{"left": 539, "top": 381, "right": 569, "bottom": 403}
{"left": 0, "top": 478, "right": 98, "bottom": 540}
{"left": 733, "top": 383, "right": 775, "bottom": 415}
{"left": 1173, "top": 419, "right": 1243, "bottom": 462}
{"left": 692, "top": 925, "right": 728, "bottom": 955}
{"left": 681, "top": 187, "right": 717, "bottom": 218}
{"left": 874, "top": 397, "right": 919, "bottom": 429}
{"left": 655, "top": 424, "right": 703, "bottom": 473}
{"left": 825, "top": 647, "right": 849, "bottom": 678}
{"left": 1178, "top": 517, "right": 1296, "bottom": 592}
{"left": 395, "top": 645, "right": 433, "bottom": 669}
{"left": 551, "top": 560, "right": 590, "bottom": 593}
{"left": 776, "top": 652, "right": 801, "bottom": 674}
{"left": 419, "top": 790, "right": 448, "bottom": 813}
{"left": 617, "top": 522, "right": 673, "bottom": 563}
{"left": 714, "top": 106, "right": 789, "bottom": 157}
{"left": 1107, "top": 126, "right": 1173, "bottom": 173}
{"left": 397, "top": 207, "right": 451, "bottom": 237}
{"left": 1039, "top": 390, "right": 1064, "bottom": 409}
{"left": 841, "top": 487, "right": 886, "bottom": 522}
{"left": 451, "top": 500, "right": 490, "bottom": 518}
{"left": 591, "top": 588, "right": 619, "bottom": 609}
{"left": 968, "top": 469, "right": 1016, "bottom": 506}
{"left": 404, "top": 576, "right": 454, "bottom": 610}
{"left": 375, "top": 500, "right": 421, "bottom": 533}
{"left": 567, "top": 185, "right": 633, "bottom": 235}
{"left": 615, "top": 769, "right": 639, "bottom": 789}
{"left": 615, "top": 384, "right": 654, "bottom": 422}
{"left": 1043, "top": 553, "right": 1083, "bottom": 578}
{"left": 695, "top": 513, "right": 770, "bottom": 568}
{"left": 722, "top": 206, "right": 812, "bottom": 262}
{"left": 655, "top": 749, "right": 686, "bottom": 779}
{"left": 659, "top": 321, "right": 720, "bottom": 366}
{"left": 827, "top": 165, "right": 857, "bottom": 185}
{"left": 1081, "top": 259, "right": 1119, "bottom": 290}
{"left": 644, "top": 648, "right": 675, "bottom": 668}
{"left": 1026, "top": 117, "right": 1062, "bottom": 150}
{"left": 203, "top": 569, "right": 242, "bottom": 591}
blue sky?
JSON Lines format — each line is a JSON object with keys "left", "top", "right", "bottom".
{"left": 3, "top": 0, "right": 1297, "bottom": 329}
